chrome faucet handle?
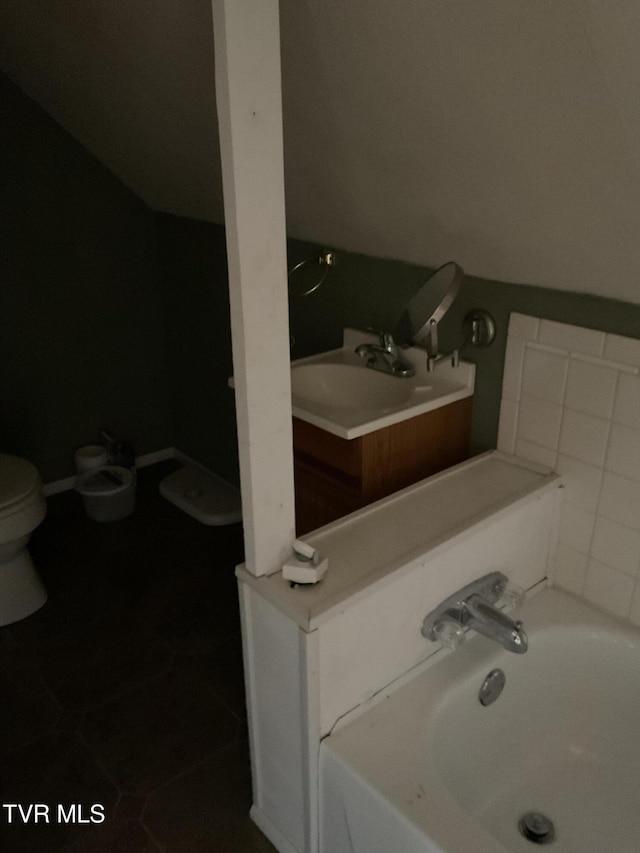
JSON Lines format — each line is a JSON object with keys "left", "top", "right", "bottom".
{"left": 431, "top": 619, "right": 465, "bottom": 651}
{"left": 380, "top": 331, "right": 396, "bottom": 352}
{"left": 493, "top": 577, "right": 525, "bottom": 609}
{"left": 422, "top": 571, "right": 512, "bottom": 642}
{"left": 357, "top": 330, "right": 397, "bottom": 353}
{"left": 359, "top": 328, "right": 395, "bottom": 348}
{"left": 355, "top": 330, "right": 416, "bottom": 378}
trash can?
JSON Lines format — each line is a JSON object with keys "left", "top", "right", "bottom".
{"left": 74, "top": 444, "right": 109, "bottom": 474}
{"left": 75, "top": 466, "right": 136, "bottom": 522}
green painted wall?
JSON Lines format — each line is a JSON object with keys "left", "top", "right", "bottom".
{"left": 155, "top": 214, "right": 239, "bottom": 486}
{"left": 5, "top": 73, "right": 639, "bottom": 487}
{"left": 1, "top": 74, "right": 172, "bottom": 481}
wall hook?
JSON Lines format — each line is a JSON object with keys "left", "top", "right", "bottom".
{"left": 463, "top": 309, "right": 496, "bottom": 348}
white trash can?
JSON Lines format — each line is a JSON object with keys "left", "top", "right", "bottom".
{"left": 74, "top": 444, "right": 108, "bottom": 474}
{"left": 75, "top": 466, "right": 136, "bottom": 522}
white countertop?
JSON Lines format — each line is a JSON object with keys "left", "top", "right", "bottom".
{"left": 229, "top": 328, "right": 475, "bottom": 440}
{"left": 289, "top": 329, "right": 475, "bottom": 439}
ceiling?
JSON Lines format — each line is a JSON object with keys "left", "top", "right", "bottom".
{"left": 3, "top": 0, "right": 640, "bottom": 303}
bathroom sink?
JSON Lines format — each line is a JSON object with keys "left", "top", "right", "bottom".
{"left": 291, "top": 363, "right": 417, "bottom": 411}
{"left": 289, "top": 328, "right": 475, "bottom": 439}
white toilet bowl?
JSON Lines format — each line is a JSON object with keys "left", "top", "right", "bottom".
{"left": 0, "top": 453, "right": 48, "bottom": 626}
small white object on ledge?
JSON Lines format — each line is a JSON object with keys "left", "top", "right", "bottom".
{"left": 282, "top": 540, "right": 329, "bottom": 584}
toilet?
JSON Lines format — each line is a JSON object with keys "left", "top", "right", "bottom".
{"left": 0, "top": 453, "right": 48, "bottom": 626}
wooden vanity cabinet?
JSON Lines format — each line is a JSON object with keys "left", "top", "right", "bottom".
{"left": 293, "top": 396, "right": 473, "bottom": 534}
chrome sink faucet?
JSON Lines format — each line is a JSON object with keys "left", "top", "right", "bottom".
{"left": 421, "top": 571, "right": 528, "bottom": 654}
{"left": 355, "top": 332, "right": 415, "bottom": 378}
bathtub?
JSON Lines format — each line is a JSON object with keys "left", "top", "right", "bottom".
{"left": 320, "top": 586, "right": 640, "bottom": 853}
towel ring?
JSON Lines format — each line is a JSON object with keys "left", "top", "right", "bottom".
{"left": 288, "top": 250, "right": 336, "bottom": 298}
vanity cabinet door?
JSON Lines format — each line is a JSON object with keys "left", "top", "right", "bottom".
{"left": 294, "top": 460, "right": 363, "bottom": 534}
{"left": 293, "top": 396, "right": 473, "bottom": 535}
{"left": 360, "top": 397, "right": 473, "bottom": 501}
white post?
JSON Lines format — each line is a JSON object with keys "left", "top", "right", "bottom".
{"left": 212, "top": 0, "right": 296, "bottom": 576}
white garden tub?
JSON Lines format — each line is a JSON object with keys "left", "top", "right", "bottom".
{"left": 320, "top": 586, "right": 640, "bottom": 853}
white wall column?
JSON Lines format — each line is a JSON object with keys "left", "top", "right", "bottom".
{"left": 212, "top": 0, "right": 296, "bottom": 576}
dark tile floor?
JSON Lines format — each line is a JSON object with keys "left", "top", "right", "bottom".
{"left": 0, "top": 461, "right": 277, "bottom": 853}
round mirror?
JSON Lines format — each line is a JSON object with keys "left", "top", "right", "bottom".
{"left": 395, "top": 261, "right": 464, "bottom": 345}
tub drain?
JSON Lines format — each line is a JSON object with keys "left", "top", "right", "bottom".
{"left": 518, "top": 812, "right": 555, "bottom": 844}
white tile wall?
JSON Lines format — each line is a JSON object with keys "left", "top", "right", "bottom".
{"left": 499, "top": 312, "right": 640, "bottom": 623}
{"left": 613, "top": 374, "right": 640, "bottom": 427}
{"left": 564, "top": 359, "right": 617, "bottom": 419}
{"left": 604, "top": 334, "right": 640, "bottom": 367}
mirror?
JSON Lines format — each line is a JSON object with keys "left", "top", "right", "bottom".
{"left": 395, "top": 261, "right": 464, "bottom": 352}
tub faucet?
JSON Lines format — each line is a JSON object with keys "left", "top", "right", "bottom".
{"left": 355, "top": 332, "right": 415, "bottom": 378}
{"left": 421, "top": 571, "right": 528, "bottom": 654}
{"left": 460, "top": 594, "right": 528, "bottom": 653}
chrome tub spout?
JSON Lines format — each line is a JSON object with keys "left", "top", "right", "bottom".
{"left": 464, "top": 594, "right": 528, "bottom": 654}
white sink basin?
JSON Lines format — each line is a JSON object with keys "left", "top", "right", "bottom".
{"left": 290, "top": 329, "right": 475, "bottom": 439}
{"left": 291, "top": 363, "right": 418, "bottom": 411}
